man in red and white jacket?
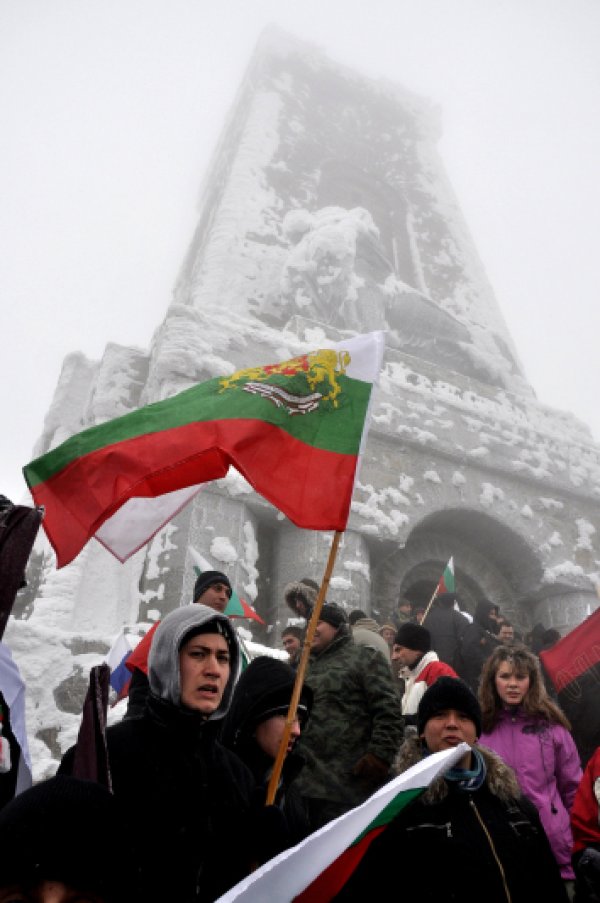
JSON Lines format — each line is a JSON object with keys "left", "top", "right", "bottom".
{"left": 392, "top": 623, "right": 457, "bottom": 726}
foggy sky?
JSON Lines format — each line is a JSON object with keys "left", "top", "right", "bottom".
{"left": 1, "top": 0, "right": 599, "bottom": 505}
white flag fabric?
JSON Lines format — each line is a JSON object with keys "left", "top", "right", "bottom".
{"left": 0, "top": 641, "right": 32, "bottom": 794}
{"left": 215, "top": 744, "right": 469, "bottom": 903}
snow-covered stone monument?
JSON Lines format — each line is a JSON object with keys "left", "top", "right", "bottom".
{"left": 7, "top": 28, "right": 600, "bottom": 776}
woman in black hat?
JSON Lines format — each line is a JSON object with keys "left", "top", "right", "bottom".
{"left": 333, "top": 677, "right": 568, "bottom": 902}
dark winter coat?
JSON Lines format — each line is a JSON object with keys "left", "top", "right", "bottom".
{"left": 60, "top": 605, "right": 275, "bottom": 903}
{"left": 461, "top": 599, "right": 501, "bottom": 691}
{"left": 0, "top": 689, "right": 19, "bottom": 811}
{"left": 295, "top": 632, "right": 403, "bottom": 813}
{"left": 422, "top": 592, "right": 470, "bottom": 674}
{"left": 220, "top": 655, "right": 313, "bottom": 847}
{"left": 64, "top": 698, "right": 258, "bottom": 903}
{"left": 332, "top": 737, "right": 569, "bottom": 903}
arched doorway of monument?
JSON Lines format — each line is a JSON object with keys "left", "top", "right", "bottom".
{"left": 370, "top": 507, "right": 543, "bottom": 635}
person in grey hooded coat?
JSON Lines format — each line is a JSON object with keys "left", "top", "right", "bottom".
{"left": 60, "top": 604, "right": 281, "bottom": 903}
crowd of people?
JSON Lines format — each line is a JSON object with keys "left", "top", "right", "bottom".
{"left": 0, "top": 571, "right": 599, "bottom": 902}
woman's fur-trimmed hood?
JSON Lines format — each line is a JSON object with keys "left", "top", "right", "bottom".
{"left": 284, "top": 580, "right": 317, "bottom": 618}
{"left": 394, "top": 735, "right": 521, "bottom": 805}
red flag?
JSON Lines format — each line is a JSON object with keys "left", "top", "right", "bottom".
{"left": 540, "top": 607, "right": 600, "bottom": 766}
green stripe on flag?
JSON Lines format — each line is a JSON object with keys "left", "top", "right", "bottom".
{"left": 350, "top": 788, "right": 422, "bottom": 846}
{"left": 25, "top": 371, "right": 371, "bottom": 488}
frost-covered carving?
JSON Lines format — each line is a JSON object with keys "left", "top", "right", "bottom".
{"left": 279, "top": 206, "right": 381, "bottom": 331}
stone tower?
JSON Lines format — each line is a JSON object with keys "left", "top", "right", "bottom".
{"left": 8, "top": 29, "right": 600, "bottom": 774}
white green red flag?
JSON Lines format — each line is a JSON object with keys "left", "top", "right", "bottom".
{"left": 214, "top": 744, "right": 468, "bottom": 902}
{"left": 23, "top": 332, "right": 385, "bottom": 568}
{"left": 224, "top": 590, "right": 265, "bottom": 625}
{"left": 435, "top": 556, "right": 455, "bottom": 595}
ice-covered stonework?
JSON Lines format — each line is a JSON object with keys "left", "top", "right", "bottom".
{"left": 7, "top": 28, "right": 599, "bottom": 778}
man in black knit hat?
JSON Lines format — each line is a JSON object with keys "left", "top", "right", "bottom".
{"left": 124, "top": 570, "right": 233, "bottom": 719}
{"left": 392, "top": 622, "right": 457, "bottom": 726}
{"left": 333, "top": 677, "right": 568, "bottom": 903}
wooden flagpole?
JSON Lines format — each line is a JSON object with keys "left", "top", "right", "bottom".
{"left": 419, "top": 584, "right": 440, "bottom": 626}
{"left": 421, "top": 557, "right": 455, "bottom": 625}
{"left": 265, "top": 530, "right": 343, "bottom": 806}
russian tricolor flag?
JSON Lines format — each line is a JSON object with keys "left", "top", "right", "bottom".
{"left": 105, "top": 631, "right": 133, "bottom": 697}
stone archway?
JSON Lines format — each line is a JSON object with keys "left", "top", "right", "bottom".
{"left": 371, "top": 508, "right": 543, "bottom": 633}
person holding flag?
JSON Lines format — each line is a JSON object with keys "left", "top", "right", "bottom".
{"left": 422, "top": 591, "right": 470, "bottom": 675}
{"left": 332, "top": 677, "right": 568, "bottom": 902}
{"left": 420, "top": 557, "right": 470, "bottom": 676}
{"left": 221, "top": 655, "right": 314, "bottom": 848}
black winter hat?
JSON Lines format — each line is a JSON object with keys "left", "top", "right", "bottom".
{"left": 435, "top": 592, "right": 458, "bottom": 608}
{"left": 394, "top": 622, "right": 431, "bottom": 653}
{"left": 417, "top": 676, "right": 482, "bottom": 738}
{"left": 318, "top": 603, "right": 348, "bottom": 629}
{"left": 221, "top": 655, "right": 313, "bottom": 749}
{"left": 193, "top": 570, "right": 232, "bottom": 602}
{"left": 0, "top": 775, "right": 138, "bottom": 900}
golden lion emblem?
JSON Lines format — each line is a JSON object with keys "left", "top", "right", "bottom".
{"left": 219, "top": 348, "right": 351, "bottom": 408}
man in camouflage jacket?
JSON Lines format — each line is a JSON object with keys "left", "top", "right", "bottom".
{"left": 295, "top": 603, "right": 404, "bottom": 830}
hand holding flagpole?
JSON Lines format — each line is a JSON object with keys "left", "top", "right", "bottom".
{"left": 421, "top": 556, "right": 454, "bottom": 625}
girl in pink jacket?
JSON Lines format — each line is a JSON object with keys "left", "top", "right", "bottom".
{"left": 479, "top": 645, "right": 582, "bottom": 885}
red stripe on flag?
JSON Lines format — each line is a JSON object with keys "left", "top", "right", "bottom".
{"left": 293, "top": 826, "right": 386, "bottom": 903}
{"left": 30, "top": 419, "right": 359, "bottom": 567}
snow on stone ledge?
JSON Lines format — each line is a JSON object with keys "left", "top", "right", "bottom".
{"left": 543, "top": 561, "right": 588, "bottom": 584}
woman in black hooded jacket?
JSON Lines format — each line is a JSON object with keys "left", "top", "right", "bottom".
{"left": 221, "top": 655, "right": 314, "bottom": 847}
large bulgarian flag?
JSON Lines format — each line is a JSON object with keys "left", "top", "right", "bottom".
{"left": 24, "top": 332, "right": 384, "bottom": 568}
{"left": 214, "top": 744, "right": 469, "bottom": 903}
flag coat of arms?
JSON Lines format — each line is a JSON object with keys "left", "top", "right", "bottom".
{"left": 24, "top": 332, "right": 384, "bottom": 567}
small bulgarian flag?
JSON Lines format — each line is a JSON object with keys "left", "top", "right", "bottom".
{"left": 224, "top": 590, "right": 265, "bottom": 626}
{"left": 190, "top": 558, "right": 265, "bottom": 625}
{"left": 214, "top": 744, "right": 469, "bottom": 903}
{"left": 23, "top": 332, "right": 384, "bottom": 568}
{"left": 435, "top": 556, "right": 455, "bottom": 595}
